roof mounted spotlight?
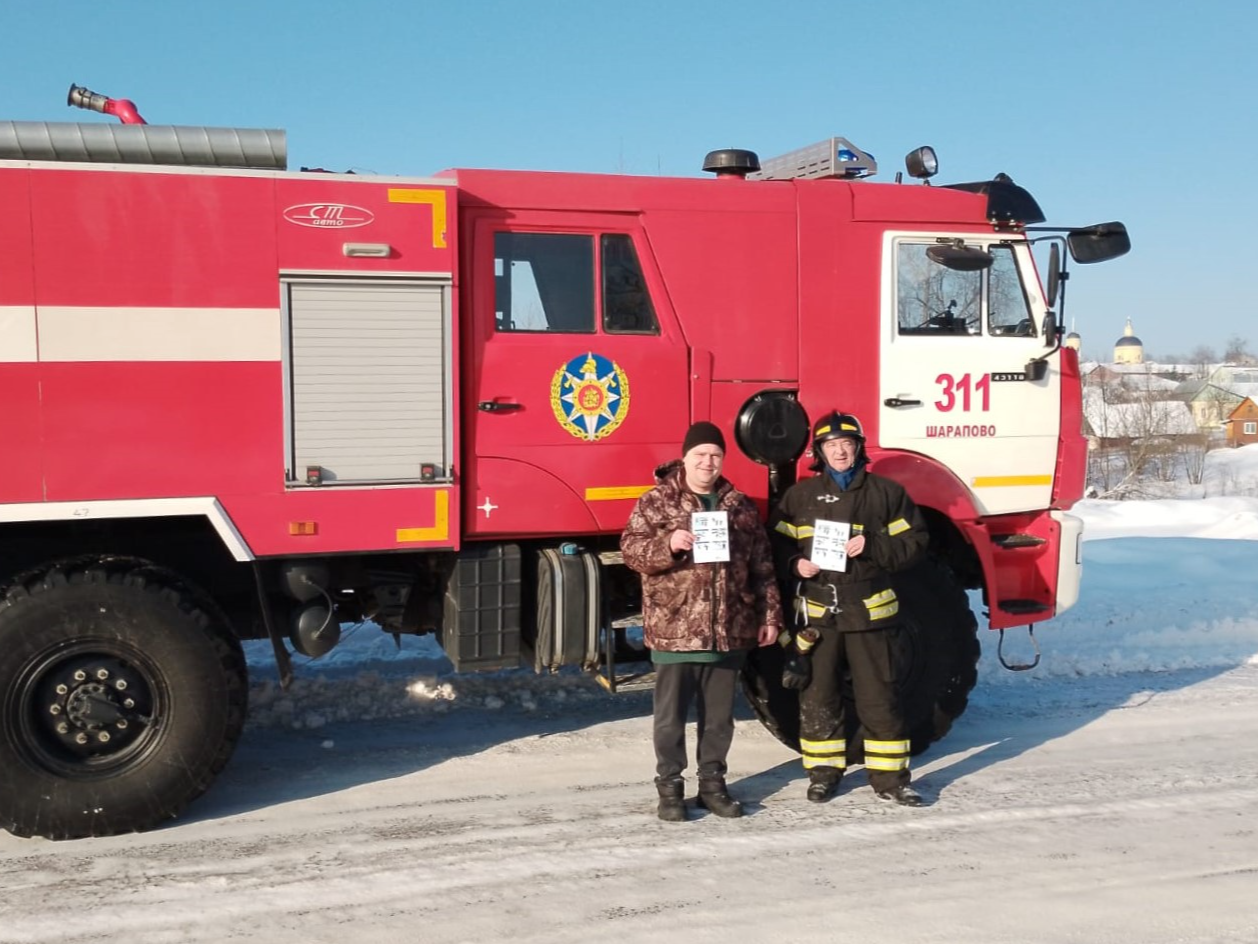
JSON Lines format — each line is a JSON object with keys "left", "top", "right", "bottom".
{"left": 905, "top": 146, "right": 938, "bottom": 180}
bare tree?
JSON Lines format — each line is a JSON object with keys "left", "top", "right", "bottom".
{"left": 1179, "top": 431, "right": 1211, "bottom": 486}
{"left": 1189, "top": 344, "right": 1217, "bottom": 380}
{"left": 1086, "top": 376, "right": 1195, "bottom": 498}
{"left": 1224, "top": 335, "right": 1255, "bottom": 366}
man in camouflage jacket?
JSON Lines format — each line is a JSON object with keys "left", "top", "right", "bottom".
{"left": 621, "top": 421, "right": 782, "bottom": 821}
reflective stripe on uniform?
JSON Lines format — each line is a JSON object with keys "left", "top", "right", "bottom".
{"left": 888, "top": 517, "right": 910, "bottom": 536}
{"left": 863, "top": 738, "right": 910, "bottom": 772}
{"left": 775, "top": 520, "right": 814, "bottom": 540}
{"left": 862, "top": 588, "right": 899, "bottom": 621}
{"left": 801, "top": 737, "right": 847, "bottom": 770}
{"left": 795, "top": 597, "right": 832, "bottom": 619}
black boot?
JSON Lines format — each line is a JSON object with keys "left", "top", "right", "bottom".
{"left": 875, "top": 784, "right": 923, "bottom": 807}
{"left": 655, "top": 778, "right": 688, "bottom": 822}
{"left": 696, "top": 779, "right": 744, "bottom": 818}
{"left": 806, "top": 771, "right": 840, "bottom": 803}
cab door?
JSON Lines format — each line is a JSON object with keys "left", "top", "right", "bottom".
{"left": 464, "top": 212, "right": 690, "bottom": 537}
{"left": 878, "top": 233, "right": 1058, "bottom": 516}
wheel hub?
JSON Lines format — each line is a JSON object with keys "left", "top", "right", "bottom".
{"left": 34, "top": 655, "right": 152, "bottom": 759}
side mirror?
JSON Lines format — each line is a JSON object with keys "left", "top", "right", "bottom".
{"left": 1046, "top": 242, "right": 1061, "bottom": 307}
{"left": 1067, "top": 221, "right": 1131, "bottom": 264}
{"left": 1041, "top": 312, "right": 1057, "bottom": 348}
{"left": 926, "top": 244, "right": 993, "bottom": 272}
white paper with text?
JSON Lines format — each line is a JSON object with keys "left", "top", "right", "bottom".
{"left": 691, "top": 511, "right": 730, "bottom": 563}
{"left": 810, "top": 519, "right": 850, "bottom": 572}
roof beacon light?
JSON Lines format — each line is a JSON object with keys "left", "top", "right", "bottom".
{"left": 748, "top": 137, "right": 877, "bottom": 181}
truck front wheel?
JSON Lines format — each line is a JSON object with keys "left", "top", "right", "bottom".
{"left": 742, "top": 556, "right": 979, "bottom": 758}
{"left": 891, "top": 556, "right": 980, "bottom": 753}
{"left": 0, "top": 566, "right": 247, "bottom": 840}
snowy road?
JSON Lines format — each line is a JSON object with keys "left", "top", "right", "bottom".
{"left": 3, "top": 662, "right": 1258, "bottom": 944}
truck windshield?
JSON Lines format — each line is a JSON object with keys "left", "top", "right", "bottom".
{"left": 896, "top": 242, "right": 1034, "bottom": 338}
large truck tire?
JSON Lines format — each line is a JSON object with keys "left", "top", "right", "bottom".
{"left": 891, "top": 556, "right": 981, "bottom": 753}
{"left": 742, "top": 557, "right": 979, "bottom": 759}
{"left": 0, "top": 565, "right": 247, "bottom": 840}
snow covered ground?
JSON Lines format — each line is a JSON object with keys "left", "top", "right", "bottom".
{"left": 4, "top": 449, "right": 1258, "bottom": 943}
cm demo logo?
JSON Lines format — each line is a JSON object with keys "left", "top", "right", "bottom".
{"left": 551, "top": 352, "right": 630, "bottom": 441}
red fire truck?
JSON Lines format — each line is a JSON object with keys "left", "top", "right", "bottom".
{"left": 0, "top": 87, "right": 1129, "bottom": 839}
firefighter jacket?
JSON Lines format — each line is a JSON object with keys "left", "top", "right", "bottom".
{"left": 621, "top": 460, "right": 783, "bottom": 653}
{"left": 769, "top": 465, "right": 927, "bottom": 631}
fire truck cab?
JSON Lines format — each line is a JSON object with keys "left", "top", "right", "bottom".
{"left": 0, "top": 93, "right": 1129, "bottom": 839}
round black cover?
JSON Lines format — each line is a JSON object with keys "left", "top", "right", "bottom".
{"left": 735, "top": 393, "right": 810, "bottom": 466}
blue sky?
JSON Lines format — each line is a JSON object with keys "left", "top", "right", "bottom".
{"left": 4, "top": 0, "right": 1256, "bottom": 362}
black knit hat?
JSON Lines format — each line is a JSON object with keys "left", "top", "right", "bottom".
{"left": 682, "top": 421, "right": 726, "bottom": 456}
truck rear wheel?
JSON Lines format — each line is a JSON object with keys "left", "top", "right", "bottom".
{"left": 742, "top": 557, "right": 979, "bottom": 758}
{"left": 0, "top": 565, "right": 247, "bottom": 840}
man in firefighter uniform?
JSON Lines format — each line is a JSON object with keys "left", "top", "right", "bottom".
{"left": 769, "top": 411, "right": 928, "bottom": 806}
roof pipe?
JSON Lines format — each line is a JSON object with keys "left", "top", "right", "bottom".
{"left": 0, "top": 121, "right": 288, "bottom": 170}
{"left": 67, "top": 83, "right": 147, "bottom": 124}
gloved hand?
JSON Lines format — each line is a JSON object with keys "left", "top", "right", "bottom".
{"left": 780, "top": 627, "right": 819, "bottom": 690}
{"left": 781, "top": 650, "right": 812, "bottom": 690}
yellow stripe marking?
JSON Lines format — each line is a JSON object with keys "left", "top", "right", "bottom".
{"left": 972, "top": 475, "right": 1053, "bottom": 489}
{"left": 585, "top": 485, "right": 653, "bottom": 501}
{"left": 396, "top": 490, "right": 450, "bottom": 543}
{"left": 865, "top": 739, "right": 911, "bottom": 754}
{"left": 800, "top": 738, "right": 847, "bottom": 753}
{"left": 387, "top": 188, "right": 448, "bottom": 248}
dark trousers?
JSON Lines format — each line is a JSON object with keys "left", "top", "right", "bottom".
{"left": 801, "top": 622, "right": 910, "bottom": 792}
{"left": 653, "top": 660, "right": 740, "bottom": 782}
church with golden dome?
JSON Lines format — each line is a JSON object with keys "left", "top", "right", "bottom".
{"left": 1113, "top": 317, "right": 1144, "bottom": 364}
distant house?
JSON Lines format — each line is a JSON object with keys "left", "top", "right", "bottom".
{"left": 1082, "top": 388, "right": 1198, "bottom": 450}
{"left": 1224, "top": 398, "right": 1258, "bottom": 448}
{"left": 1171, "top": 379, "right": 1243, "bottom": 431}
{"left": 1083, "top": 362, "right": 1184, "bottom": 394}
{"left": 1207, "top": 365, "right": 1258, "bottom": 405}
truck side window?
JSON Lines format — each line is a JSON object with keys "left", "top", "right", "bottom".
{"left": 987, "top": 245, "right": 1036, "bottom": 337}
{"left": 494, "top": 233, "right": 595, "bottom": 333}
{"left": 896, "top": 243, "right": 981, "bottom": 336}
{"left": 601, "top": 234, "right": 659, "bottom": 334}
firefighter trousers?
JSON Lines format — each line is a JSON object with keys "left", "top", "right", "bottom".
{"left": 799, "top": 620, "right": 911, "bottom": 793}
